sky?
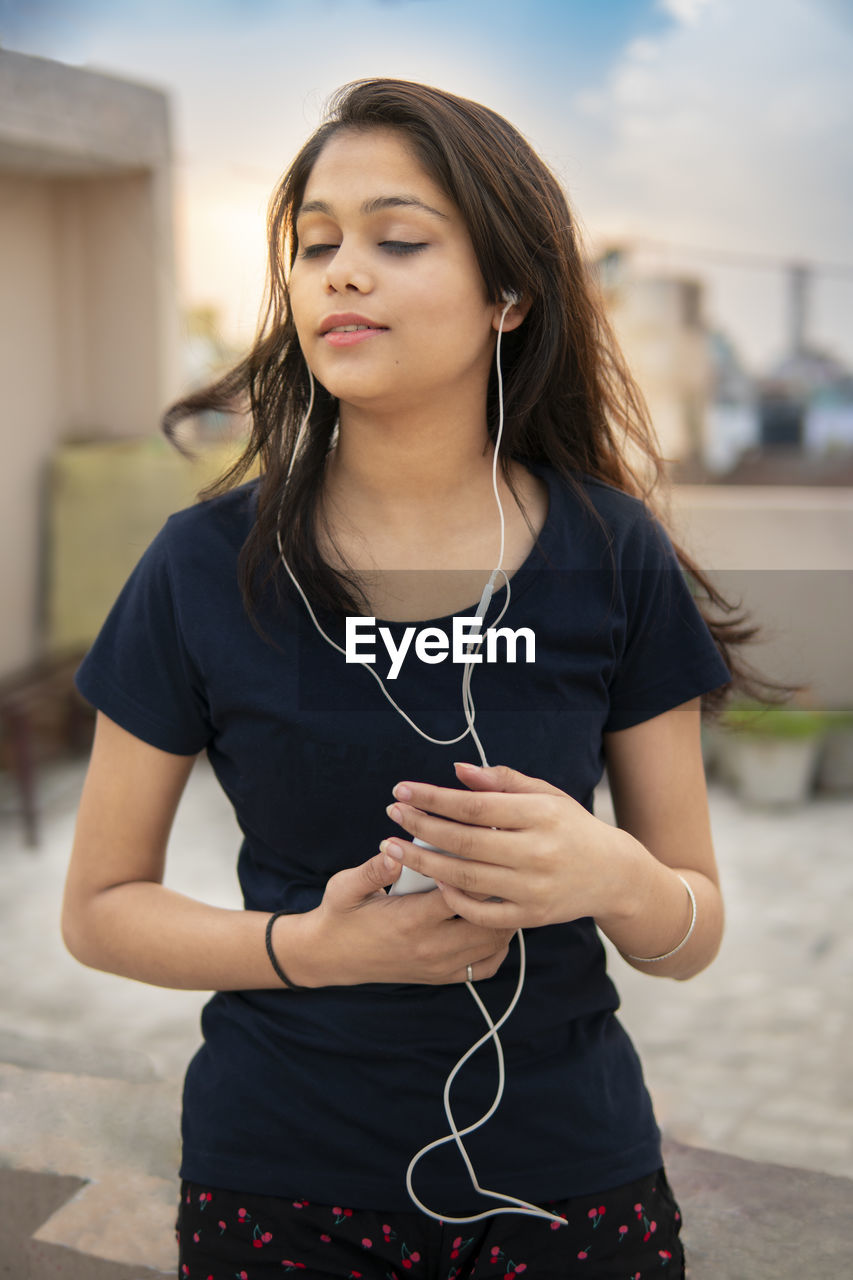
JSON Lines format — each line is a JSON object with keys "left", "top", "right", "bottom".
{"left": 2, "top": 0, "right": 852, "bottom": 373}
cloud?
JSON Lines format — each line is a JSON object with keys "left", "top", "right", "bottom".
{"left": 578, "top": 0, "right": 852, "bottom": 250}
{"left": 657, "top": 0, "right": 715, "bottom": 24}
{"left": 567, "top": 0, "right": 853, "bottom": 367}
{"left": 13, "top": 0, "right": 846, "bottom": 369}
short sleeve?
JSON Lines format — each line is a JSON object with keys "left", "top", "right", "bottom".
{"left": 604, "top": 508, "right": 730, "bottom": 732}
{"left": 75, "top": 522, "right": 213, "bottom": 755}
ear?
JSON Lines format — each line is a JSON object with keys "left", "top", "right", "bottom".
{"left": 491, "top": 294, "right": 531, "bottom": 334}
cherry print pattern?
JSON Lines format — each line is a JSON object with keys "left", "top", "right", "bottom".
{"left": 449, "top": 1234, "right": 474, "bottom": 1260}
{"left": 250, "top": 1224, "right": 273, "bottom": 1249}
{"left": 176, "top": 1170, "right": 683, "bottom": 1277}
{"left": 486, "top": 1245, "right": 528, "bottom": 1277}
{"left": 401, "top": 1242, "right": 422, "bottom": 1270}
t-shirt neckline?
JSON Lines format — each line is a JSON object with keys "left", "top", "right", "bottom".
{"left": 367, "top": 462, "right": 556, "bottom": 630}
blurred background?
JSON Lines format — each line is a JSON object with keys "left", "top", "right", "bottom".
{"left": 1, "top": 0, "right": 852, "bottom": 1273}
{"left": 1, "top": 0, "right": 852, "bottom": 749}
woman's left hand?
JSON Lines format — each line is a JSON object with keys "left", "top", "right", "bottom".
{"left": 381, "top": 761, "right": 633, "bottom": 930}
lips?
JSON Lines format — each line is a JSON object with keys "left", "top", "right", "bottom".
{"left": 319, "top": 312, "right": 388, "bottom": 336}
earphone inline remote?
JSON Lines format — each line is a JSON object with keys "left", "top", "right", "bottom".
{"left": 388, "top": 838, "right": 460, "bottom": 896}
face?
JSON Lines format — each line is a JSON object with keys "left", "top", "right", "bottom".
{"left": 288, "top": 128, "right": 512, "bottom": 418}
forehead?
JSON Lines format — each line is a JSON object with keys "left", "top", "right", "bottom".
{"left": 299, "top": 127, "right": 451, "bottom": 213}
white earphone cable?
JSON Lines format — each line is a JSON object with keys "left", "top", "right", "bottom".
{"left": 278, "top": 297, "right": 565, "bottom": 1225}
{"left": 276, "top": 299, "right": 514, "bottom": 755}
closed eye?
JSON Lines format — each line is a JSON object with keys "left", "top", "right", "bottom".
{"left": 300, "top": 241, "right": 427, "bottom": 260}
{"left": 300, "top": 243, "right": 340, "bottom": 259}
{"left": 380, "top": 241, "right": 428, "bottom": 255}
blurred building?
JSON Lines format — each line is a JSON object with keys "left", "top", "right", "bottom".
{"left": 597, "top": 246, "right": 711, "bottom": 467}
{"left": 806, "top": 377, "right": 853, "bottom": 456}
{"left": 701, "top": 330, "right": 759, "bottom": 474}
{"left": 0, "top": 49, "right": 180, "bottom": 676}
{"left": 762, "top": 345, "right": 853, "bottom": 450}
{"left": 598, "top": 247, "right": 853, "bottom": 485}
{"left": 704, "top": 261, "right": 853, "bottom": 483}
{"left": 596, "top": 245, "right": 853, "bottom": 708}
{"left": 714, "top": 351, "right": 853, "bottom": 487}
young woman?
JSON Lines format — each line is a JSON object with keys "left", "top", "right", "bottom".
{"left": 63, "top": 79, "right": 746, "bottom": 1279}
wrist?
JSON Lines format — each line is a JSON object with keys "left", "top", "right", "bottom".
{"left": 625, "top": 874, "right": 697, "bottom": 964}
{"left": 594, "top": 834, "right": 712, "bottom": 975}
{"left": 593, "top": 825, "right": 648, "bottom": 929}
{"left": 268, "top": 908, "right": 327, "bottom": 989}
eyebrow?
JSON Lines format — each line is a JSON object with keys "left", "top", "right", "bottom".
{"left": 296, "top": 194, "right": 450, "bottom": 222}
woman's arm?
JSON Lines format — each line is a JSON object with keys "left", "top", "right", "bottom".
{"left": 600, "top": 696, "right": 724, "bottom": 980}
{"left": 381, "top": 698, "right": 724, "bottom": 981}
{"left": 62, "top": 712, "right": 514, "bottom": 991}
{"left": 62, "top": 711, "right": 284, "bottom": 989}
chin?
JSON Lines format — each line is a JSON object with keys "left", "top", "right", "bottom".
{"left": 322, "top": 374, "right": 408, "bottom": 411}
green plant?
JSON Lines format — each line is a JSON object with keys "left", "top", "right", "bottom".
{"left": 823, "top": 709, "right": 853, "bottom": 731}
{"left": 720, "top": 702, "right": 830, "bottom": 740}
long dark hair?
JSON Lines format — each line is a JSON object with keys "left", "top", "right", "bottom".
{"left": 164, "top": 77, "right": 765, "bottom": 712}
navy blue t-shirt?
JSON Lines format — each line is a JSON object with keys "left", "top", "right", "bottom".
{"left": 75, "top": 464, "right": 730, "bottom": 1211}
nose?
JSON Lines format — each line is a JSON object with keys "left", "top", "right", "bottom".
{"left": 322, "top": 239, "right": 373, "bottom": 295}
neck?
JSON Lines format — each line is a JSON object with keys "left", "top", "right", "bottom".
{"left": 324, "top": 398, "right": 503, "bottom": 524}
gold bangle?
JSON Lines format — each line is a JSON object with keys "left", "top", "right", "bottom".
{"left": 626, "top": 875, "right": 697, "bottom": 963}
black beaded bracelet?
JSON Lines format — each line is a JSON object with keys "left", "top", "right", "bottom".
{"left": 265, "top": 910, "right": 308, "bottom": 990}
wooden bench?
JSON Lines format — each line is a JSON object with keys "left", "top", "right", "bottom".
{"left": 0, "top": 654, "right": 91, "bottom": 847}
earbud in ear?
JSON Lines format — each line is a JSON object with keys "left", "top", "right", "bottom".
{"left": 501, "top": 288, "right": 520, "bottom": 307}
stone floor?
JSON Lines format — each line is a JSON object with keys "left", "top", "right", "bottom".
{"left": 1, "top": 755, "right": 852, "bottom": 1276}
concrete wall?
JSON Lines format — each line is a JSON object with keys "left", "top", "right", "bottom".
{"left": 0, "top": 174, "right": 61, "bottom": 670}
{"left": 54, "top": 174, "right": 167, "bottom": 437}
{"left": 671, "top": 486, "right": 853, "bottom": 707}
{"left": 0, "top": 51, "right": 178, "bottom": 677}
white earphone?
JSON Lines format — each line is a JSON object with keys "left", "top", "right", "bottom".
{"left": 277, "top": 284, "right": 566, "bottom": 1226}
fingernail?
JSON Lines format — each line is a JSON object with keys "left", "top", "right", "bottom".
{"left": 392, "top": 783, "right": 413, "bottom": 801}
{"left": 380, "top": 839, "right": 403, "bottom": 860}
{"left": 386, "top": 803, "right": 402, "bottom": 822}
{"left": 383, "top": 854, "right": 397, "bottom": 871}
{"left": 454, "top": 761, "right": 481, "bottom": 772}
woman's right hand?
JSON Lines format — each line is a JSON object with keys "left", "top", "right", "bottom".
{"left": 276, "top": 849, "right": 515, "bottom": 988}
